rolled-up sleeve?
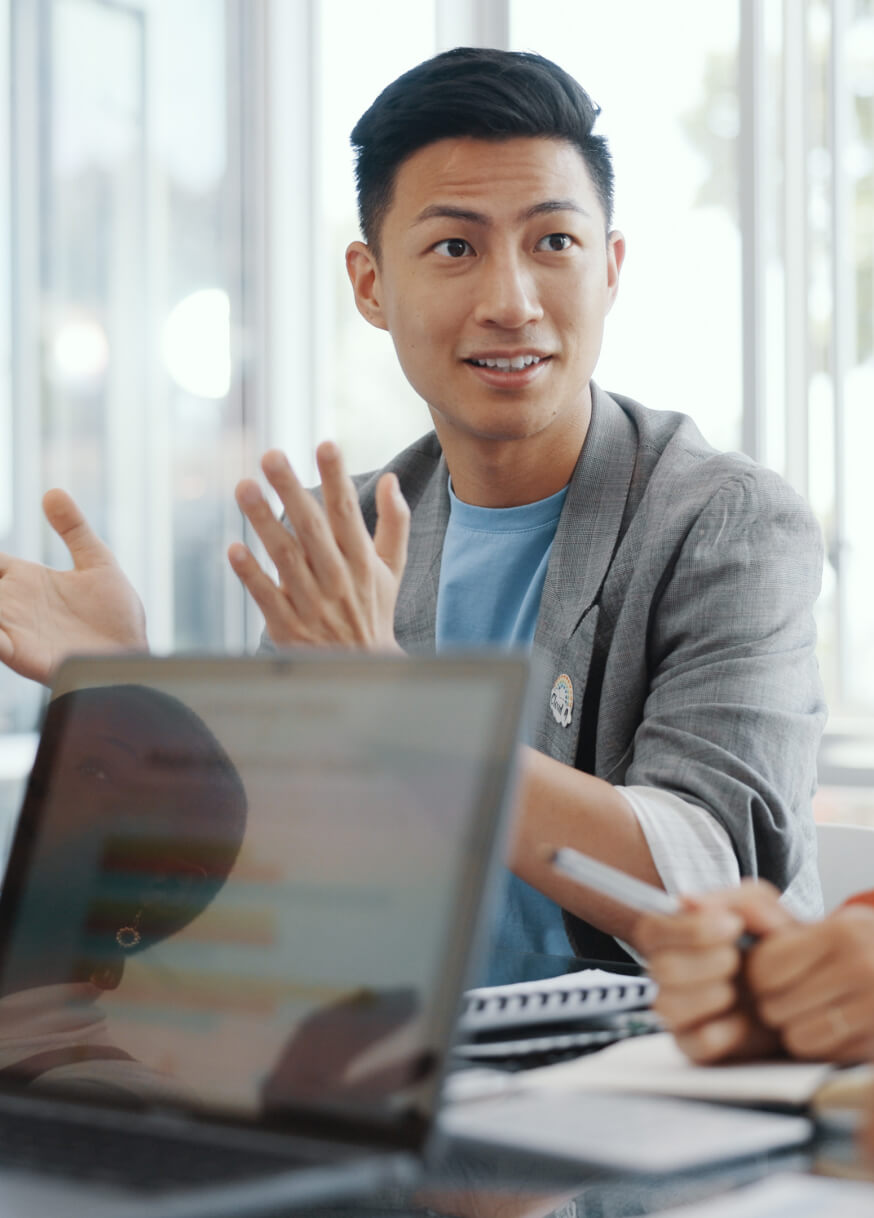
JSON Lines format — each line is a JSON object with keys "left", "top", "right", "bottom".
{"left": 622, "top": 468, "right": 826, "bottom": 906}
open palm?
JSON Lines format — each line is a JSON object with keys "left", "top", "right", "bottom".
{"left": 0, "top": 490, "right": 147, "bottom": 686}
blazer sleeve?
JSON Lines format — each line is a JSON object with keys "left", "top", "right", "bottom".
{"left": 621, "top": 466, "right": 826, "bottom": 894}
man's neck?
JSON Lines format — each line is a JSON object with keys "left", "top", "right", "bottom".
{"left": 433, "top": 399, "right": 591, "bottom": 508}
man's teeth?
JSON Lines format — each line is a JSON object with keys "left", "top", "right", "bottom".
{"left": 471, "top": 355, "right": 542, "bottom": 370}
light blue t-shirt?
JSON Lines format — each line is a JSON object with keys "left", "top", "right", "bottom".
{"left": 435, "top": 481, "right": 573, "bottom": 984}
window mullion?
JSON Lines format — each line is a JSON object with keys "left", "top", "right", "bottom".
{"left": 263, "top": 0, "right": 319, "bottom": 471}
{"left": 435, "top": 0, "right": 510, "bottom": 51}
{"left": 739, "top": 0, "right": 769, "bottom": 464}
{"left": 9, "top": 0, "right": 42, "bottom": 566}
{"left": 782, "top": 0, "right": 810, "bottom": 498}
{"left": 829, "top": 0, "right": 852, "bottom": 706}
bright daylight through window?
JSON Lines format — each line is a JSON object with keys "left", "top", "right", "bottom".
{"left": 1, "top": 0, "right": 873, "bottom": 831}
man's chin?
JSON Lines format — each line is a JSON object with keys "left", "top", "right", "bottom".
{"left": 430, "top": 414, "right": 553, "bottom": 447}
{"left": 426, "top": 399, "right": 571, "bottom": 446}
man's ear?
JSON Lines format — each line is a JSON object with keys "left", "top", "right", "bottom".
{"left": 346, "top": 242, "right": 389, "bottom": 331}
{"left": 605, "top": 230, "right": 625, "bottom": 314}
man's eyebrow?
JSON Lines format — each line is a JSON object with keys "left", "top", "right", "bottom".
{"left": 413, "top": 204, "right": 491, "bottom": 226}
{"left": 522, "top": 199, "right": 592, "bottom": 221}
{"left": 412, "top": 199, "right": 592, "bottom": 227}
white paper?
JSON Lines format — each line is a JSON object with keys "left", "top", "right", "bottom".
{"left": 439, "top": 1090, "right": 812, "bottom": 1173}
{"left": 512, "top": 1031, "right": 835, "bottom": 1107}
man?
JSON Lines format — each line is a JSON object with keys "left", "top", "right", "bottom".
{"left": 0, "top": 49, "right": 825, "bottom": 983}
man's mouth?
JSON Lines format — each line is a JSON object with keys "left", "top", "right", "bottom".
{"left": 466, "top": 355, "right": 548, "bottom": 371}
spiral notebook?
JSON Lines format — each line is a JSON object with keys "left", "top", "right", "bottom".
{"left": 458, "top": 968, "right": 657, "bottom": 1036}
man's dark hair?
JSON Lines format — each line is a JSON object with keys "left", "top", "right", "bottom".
{"left": 350, "top": 47, "right": 614, "bottom": 256}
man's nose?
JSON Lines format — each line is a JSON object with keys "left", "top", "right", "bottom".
{"left": 472, "top": 255, "right": 544, "bottom": 329}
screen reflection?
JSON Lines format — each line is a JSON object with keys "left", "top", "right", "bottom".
{"left": 0, "top": 673, "right": 488, "bottom": 1122}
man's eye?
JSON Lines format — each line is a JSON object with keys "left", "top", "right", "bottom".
{"left": 434, "top": 238, "right": 473, "bottom": 258}
{"left": 536, "top": 233, "right": 573, "bottom": 252}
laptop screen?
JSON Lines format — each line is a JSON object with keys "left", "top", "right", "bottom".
{"left": 0, "top": 654, "right": 527, "bottom": 1145}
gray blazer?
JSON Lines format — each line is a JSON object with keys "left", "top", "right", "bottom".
{"left": 264, "top": 385, "right": 826, "bottom": 957}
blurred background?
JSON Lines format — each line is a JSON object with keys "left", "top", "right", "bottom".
{"left": 0, "top": 0, "right": 872, "bottom": 835}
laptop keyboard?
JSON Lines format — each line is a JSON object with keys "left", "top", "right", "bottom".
{"left": 0, "top": 1109, "right": 317, "bottom": 1194}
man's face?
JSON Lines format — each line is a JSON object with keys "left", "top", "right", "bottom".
{"left": 347, "top": 136, "right": 624, "bottom": 453}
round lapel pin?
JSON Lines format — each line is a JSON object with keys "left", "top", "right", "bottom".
{"left": 550, "top": 673, "right": 574, "bottom": 727}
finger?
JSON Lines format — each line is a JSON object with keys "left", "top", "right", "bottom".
{"left": 760, "top": 906, "right": 874, "bottom": 997}
{"left": 234, "top": 480, "right": 325, "bottom": 620}
{"left": 315, "top": 442, "right": 373, "bottom": 569}
{"left": 373, "top": 473, "right": 410, "bottom": 578}
{"left": 687, "top": 879, "right": 794, "bottom": 936}
{"left": 757, "top": 953, "right": 872, "bottom": 1027}
{"left": 746, "top": 922, "right": 833, "bottom": 996}
{"left": 781, "top": 993, "right": 874, "bottom": 1061}
{"left": 226, "top": 543, "right": 304, "bottom": 644}
{"left": 42, "top": 489, "right": 114, "bottom": 571}
{"left": 261, "top": 451, "right": 347, "bottom": 595}
{"left": 648, "top": 942, "right": 741, "bottom": 989}
{"left": 675, "top": 1011, "right": 778, "bottom": 1065}
{"left": 838, "top": 1031, "right": 874, "bottom": 1065}
{"left": 655, "top": 979, "right": 737, "bottom": 1030}
{"left": 636, "top": 907, "right": 745, "bottom": 955}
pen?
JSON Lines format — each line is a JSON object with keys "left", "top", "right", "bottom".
{"left": 548, "top": 846, "right": 758, "bottom": 949}
{"left": 549, "top": 846, "right": 681, "bottom": 915}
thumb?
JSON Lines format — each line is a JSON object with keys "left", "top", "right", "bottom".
{"left": 720, "top": 880, "right": 796, "bottom": 937}
{"left": 42, "top": 489, "right": 115, "bottom": 572}
{"left": 373, "top": 474, "right": 410, "bottom": 579}
{"left": 683, "top": 880, "right": 796, "bottom": 938}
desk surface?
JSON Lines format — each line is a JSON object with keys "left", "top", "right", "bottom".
{"left": 303, "top": 1120, "right": 872, "bottom": 1218}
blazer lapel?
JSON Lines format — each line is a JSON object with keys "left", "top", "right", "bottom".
{"left": 532, "top": 386, "right": 640, "bottom": 768}
{"left": 394, "top": 455, "right": 450, "bottom": 652}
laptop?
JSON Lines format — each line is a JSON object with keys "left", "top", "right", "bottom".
{"left": 0, "top": 651, "right": 528, "bottom": 1217}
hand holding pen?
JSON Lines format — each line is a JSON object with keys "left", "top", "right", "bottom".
{"left": 550, "top": 847, "right": 874, "bottom": 1101}
{"left": 547, "top": 847, "right": 789, "bottom": 1064}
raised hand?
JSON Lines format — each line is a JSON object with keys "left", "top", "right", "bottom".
{"left": 228, "top": 442, "right": 409, "bottom": 651}
{"left": 0, "top": 490, "right": 147, "bottom": 686}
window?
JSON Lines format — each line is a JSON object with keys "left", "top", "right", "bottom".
{"left": 512, "top": 0, "right": 743, "bottom": 454}
{"left": 509, "top": 0, "right": 874, "bottom": 825}
{"left": 794, "top": 0, "right": 874, "bottom": 821}
{"left": 0, "top": 0, "right": 441, "bottom": 829}
{"left": 315, "top": 0, "right": 436, "bottom": 473}
{"left": 7, "top": 0, "right": 245, "bottom": 712}
{"left": 2, "top": 0, "right": 873, "bottom": 827}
